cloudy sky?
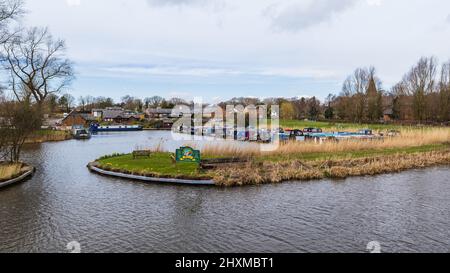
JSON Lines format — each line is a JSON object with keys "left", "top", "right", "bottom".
{"left": 23, "top": 0, "right": 450, "bottom": 102}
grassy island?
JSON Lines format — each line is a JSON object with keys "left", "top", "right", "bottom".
{"left": 89, "top": 123, "right": 450, "bottom": 186}
{"left": 93, "top": 153, "right": 213, "bottom": 180}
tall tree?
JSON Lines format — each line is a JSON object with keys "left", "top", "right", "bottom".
{"left": 1, "top": 27, "right": 74, "bottom": 106}
{"left": 366, "top": 75, "right": 383, "bottom": 121}
{"left": 145, "top": 96, "right": 164, "bottom": 108}
{"left": 324, "top": 94, "right": 335, "bottom": 120}
{"left": 340, "top": 67, "right": 381, "bottom": 122}
{"left": 403, "top": 57, "right": 437, "bottom": 122}
{"left": 307, "top": 97, "right": 320, "bottom": 120}
{"left": 280, "top": 101, "right": 295, "bottom": 120}
{"left": 439, "top": 61, "right": 450, "bottom": 121}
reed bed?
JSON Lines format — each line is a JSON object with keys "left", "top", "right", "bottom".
{"left": 201, "top": 128, "right": 450, "bottom": 158}
{"left": 25, "top": 130, "right": 71, "bottom": 144}
{"left": 213, "top": 150, "right": 450, "bottom": 186}
{"left": 0, "top": 163, "right": 24, "bottom": 182}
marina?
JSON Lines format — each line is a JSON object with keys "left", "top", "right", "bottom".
{"left": 177, "top": 125, "right": 385, "bottom": 143}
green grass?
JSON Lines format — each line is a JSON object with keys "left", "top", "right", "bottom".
{"left": 259, "top": 143, "right": 450, "bottom": 163}
{"left": 97, "top": 152, "right": 211, "bottom": 179}
{"left": 279, "top": 120, "right": 404, "bottom": 131}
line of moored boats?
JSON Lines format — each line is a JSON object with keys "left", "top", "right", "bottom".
{"left": 71, "top": 123, "right": 386, "bottom": 143}
{"left": 176, "top": 126, "right": 383, "bottom": 143}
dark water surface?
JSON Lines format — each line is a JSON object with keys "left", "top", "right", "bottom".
{"left": 1, "top": 131, "right": 449, "bottom": 253}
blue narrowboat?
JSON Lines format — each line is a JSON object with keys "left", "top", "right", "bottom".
{"left": 89, "top": 124, "right": 143, "bottom": 132}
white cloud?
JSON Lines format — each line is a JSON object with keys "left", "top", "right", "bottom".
{"left": 264, "top": 0, "right": 358, "bottom": 31}
{"left": 23, "top": 0, "right": 450, "bottom": 101}
{"left": 103, "top": 66, "right": 242, "bottom": 77}
{"left": 102, "top": 65, "right": 339, "bottom": 80}
{"left": 366, "top": 0, "right": 382, "bottom": 6}
{"left": 146, "top": 0, "right": 204, "bottom": 7}
{"left": 66, "top": 0, "right": 81, "bottom": 7}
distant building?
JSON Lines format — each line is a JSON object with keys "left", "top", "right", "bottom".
{"left": 91, "top": 107, "right": 144, "bottom": 124}
{"left": 146, "top": 106, "right": 215, "bottom": 119}
{"left": 146, "top": 108, "right": 172, "bottom": 119}
{"left": 61, "top": 110, "right": 97, "bottom": 127}
{"left": 383, "top": 109, "right": 394, "bottom": 122}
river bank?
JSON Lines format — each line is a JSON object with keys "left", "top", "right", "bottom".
{"left": 25, "top": 130, "right": 72, "bottom": 144}
{"left": 0, "top": 162, "right": 35, "bottom": 187}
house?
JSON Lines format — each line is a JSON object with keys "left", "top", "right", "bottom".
{"left": 383, "top": 109, "right": 394, "bottom": 122}
{"left": 61, "top": 110, "right": 97, "bottom": 127}
{"left": 101, "top": 108, "right": 144, "bottom": 124}
{"left": 146, "top": 108, "right": 178, "bottom": 119}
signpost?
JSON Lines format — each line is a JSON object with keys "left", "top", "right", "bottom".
{"left": 175, "top": 146, "right": 201, "bottom": 163}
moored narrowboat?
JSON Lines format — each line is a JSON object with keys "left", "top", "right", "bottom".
{"left": 72, "top": 128, "right": 91, "bottom": 139}
{"left": 89, "top": 124, "right": 143, "bottom": 132}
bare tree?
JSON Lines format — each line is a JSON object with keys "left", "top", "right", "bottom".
{"left": 0, "top": 100, "right": 42, "bottom": 162}
{"left": 1, "top": 27, "right": 74, "bottom": 106}
{"left": 0, "top": 0, "right": 23, "bottom": 43}
{"left": 145, "top": 96, "right": 164, "bottom": 108}
{"left": 439, "top": 61, "right": 450, "bottom": 121}
{"left": 342, "top": 67, "right": 370, "bottom": 122}
{"left": 403, "top": 57, "right": 437, "bottom": 122}
{"left": 58, "top": 93, "right": 75, "bottom": 113}
{"left": 0, "top": 0, "right": 22, "bottom": 22}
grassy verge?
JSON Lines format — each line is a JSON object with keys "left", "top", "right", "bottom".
{"left": 94, "top": 153, "right": 212, "bottom": 180}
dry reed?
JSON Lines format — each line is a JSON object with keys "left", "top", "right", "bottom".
{"left": 202, "top": 128, "right": 450, "bottom": 158}
{"left": 0, "top": 163, "right": 24, "bottom": 181}
{"left": 212, "top": 150, "right": 450, "bottom": 186}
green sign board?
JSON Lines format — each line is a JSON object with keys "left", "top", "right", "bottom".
{"left": 176, "top": 146, "right": 201, "bottom": 163}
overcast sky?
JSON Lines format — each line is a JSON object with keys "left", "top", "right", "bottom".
{"left": 23, "top": 0, "right": 450, "bottom": 102}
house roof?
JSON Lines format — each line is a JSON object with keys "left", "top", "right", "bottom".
{"left": 62, "top": 110, "right": 96, "bottom": 122}
{"left": 147, "top": 108, "right": 173, "bottom": 115}
{"left": 103, "top": 109, "right": 125, "bottom": 119}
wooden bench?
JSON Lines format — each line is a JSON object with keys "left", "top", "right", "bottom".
{"left": 132, "top": 150, "right": 152, "bottom": 159}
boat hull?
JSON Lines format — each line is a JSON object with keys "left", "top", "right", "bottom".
{"left": 90, "top": 125, "right": 143, "bottom": 132}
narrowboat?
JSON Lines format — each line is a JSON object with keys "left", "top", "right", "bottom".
{"left": 304, "top": 128, "right": 323, "bottom": 134}
{"left": 287, "top": 129, "right": 305, "bottom": 142}
{"left": 89, "top": 124, "right": 143, "bottom": 132}
{"left": 72, "top": 128, "right": 91, "bottom": 140}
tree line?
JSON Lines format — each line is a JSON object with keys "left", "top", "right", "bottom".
{"left": 217, "top": 58, "right": 450, "bottom": 124}
{"left": 330, "top": 57, "right": 450, "bottom": 123}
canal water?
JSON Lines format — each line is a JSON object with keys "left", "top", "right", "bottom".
{"left": 1, "top": 131, "right": 449, "bottom": 253}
